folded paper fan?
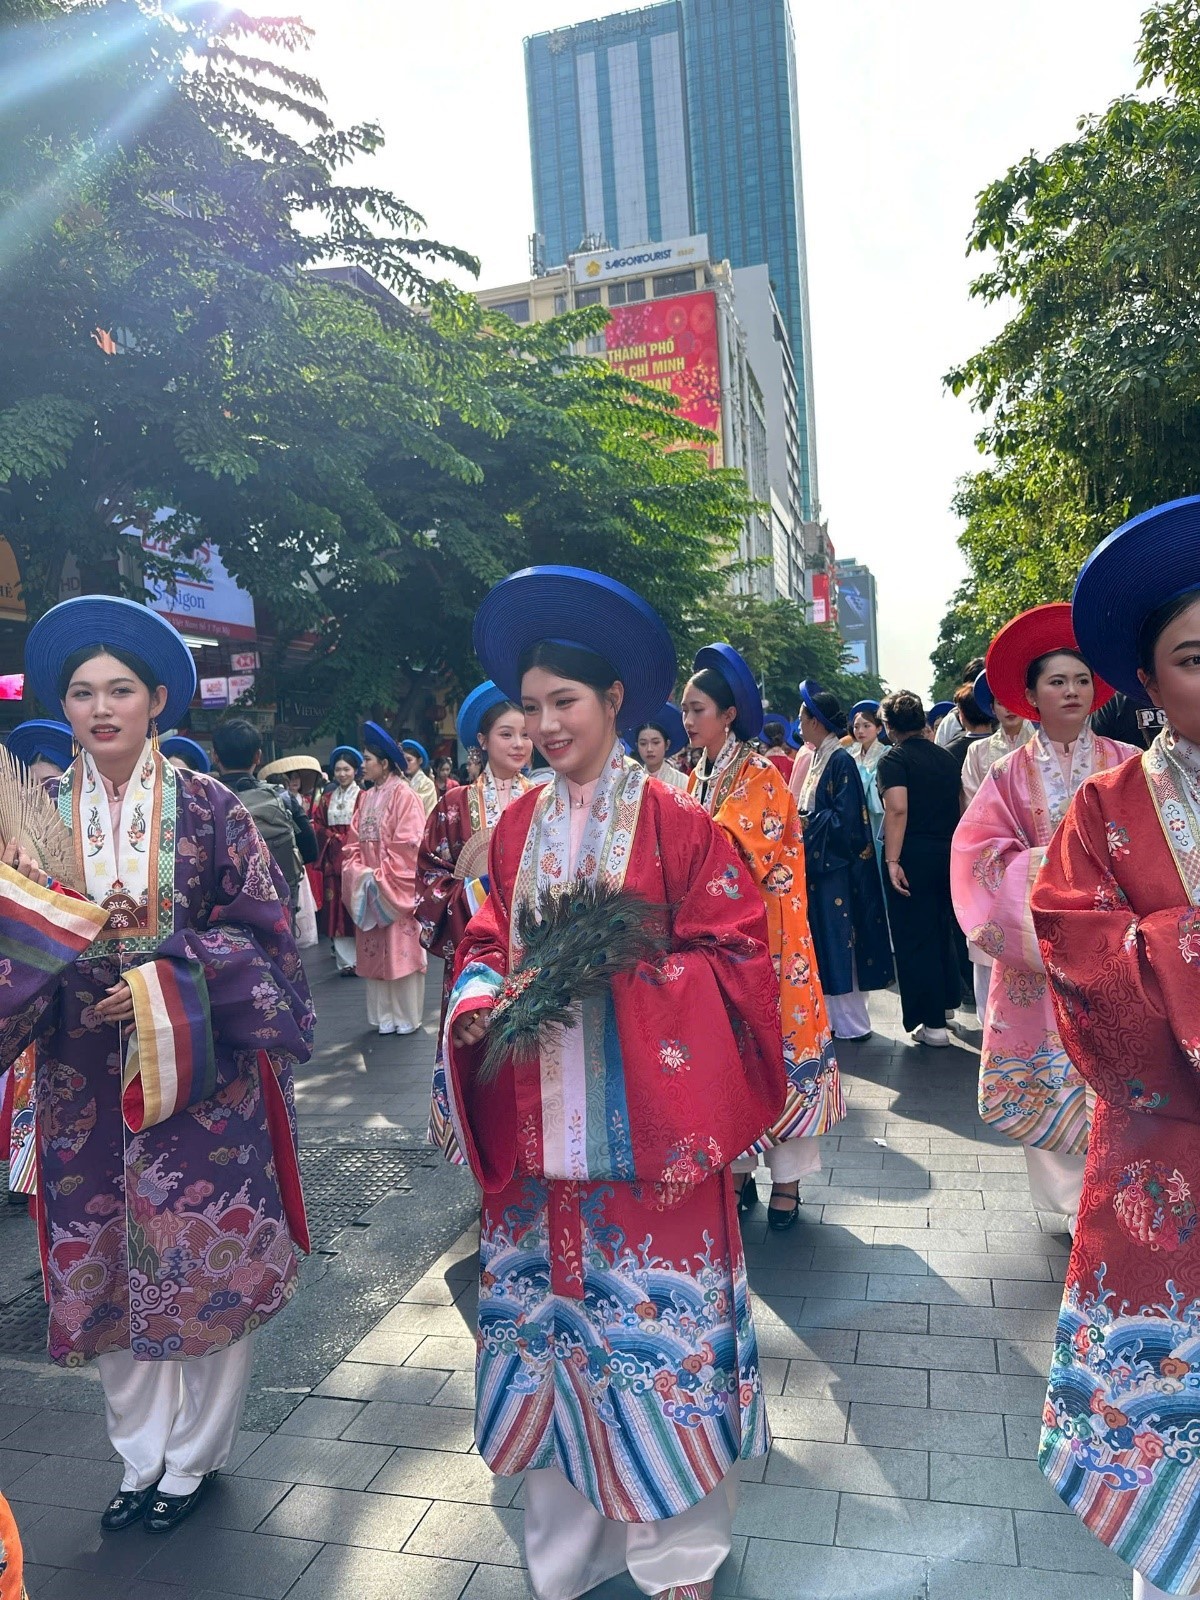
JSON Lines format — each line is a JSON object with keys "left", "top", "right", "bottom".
{"left": 0, "top": 745, "right": 83, "bottom": 892}
{"left": 452, "top": 830, "right": 491, "bottom": 884}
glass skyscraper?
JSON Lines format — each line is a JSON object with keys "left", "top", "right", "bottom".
{"left": 525, "top": 0, "right": 819, "bottom": 519}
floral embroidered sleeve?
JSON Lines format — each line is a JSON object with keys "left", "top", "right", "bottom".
{"left": 415, "top": 791, "right": 474, "bottom": 960}
{"left": 952, "top": 763, "right": 1045, "bottom": 971}
{"left": 121, "top": 785, "right": 315, "bottom": 1129}
{"left": 1032, "top": 778, "right": 1200, "bottom": 1123}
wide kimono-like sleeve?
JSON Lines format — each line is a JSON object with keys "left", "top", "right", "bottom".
{"left": 121, "top": 780, "right": 316, "bottom": 1133}
{"left": 709, "top": 757, "right": 797, "bottom": 904}
{"left": 443, "top": 787, "right": 786, "bottom": 1194}
{"left": 415, "top": 789, "right": 479, "bottom": 960}
{"left": 1031, "top": 775, "right": 1200, "bottom": 1124}
{"left": 0, "top": 861, "right": 109, "bottom": 1071}
{"left": 951, "top": 760, "right": 1044, "bottom": 973}
{"left": 342, "top": 779, "right": 426, "bottom": 928}
{"left": 803, "top": 748, "right": 871, "bottom": 876}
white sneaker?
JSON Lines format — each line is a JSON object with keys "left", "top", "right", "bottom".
{"left": 945, "top": 1009, "right": 957, "bottom": 1023}
{"left": 396, "top": 1024, "right": 419, "bottom": 1036}
{"left": 377, "top": 1023, "right": 397, "bottom": 1036}
{"left": 913, "top": 1025, "right": 950, "bottom": 1048}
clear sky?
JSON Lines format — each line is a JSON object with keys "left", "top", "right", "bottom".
{"left": 297, "top": 0, "right": 1144, "bottom": 695}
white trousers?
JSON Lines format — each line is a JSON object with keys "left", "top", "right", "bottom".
{"left": 1134, "top": 1574, "right": 1200, "bottom": 1598}
{"left": 97, "top": 1334, "right": 256, "bottom": 1496}
{"left": 825, "top": 983, "right": 871, "bottom": 1039}
{"left": 1025, "top": 1146, "right": 1087, "bottom": 1233}
{"left": 365, "top": 973, "right": 424, "bottom": 1033}
{"left": 523, "top": 1464, "right": 736, "bottom": 1600}
{"left": 973, "top": 960, "right": 993, "bottom": 1017}
{"left": 733, "top": 1139, "right": 822, "bottom": 1184}
{"left": 332, "top": 934, "right": 357, "bottom": 972}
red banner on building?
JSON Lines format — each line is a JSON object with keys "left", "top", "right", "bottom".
{"left": 604, "top": 291, "right": 723, "bottom": 467}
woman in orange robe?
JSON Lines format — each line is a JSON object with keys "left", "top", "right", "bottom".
{"left": 683, "top": 643, "right": 843, "bottom": 1230}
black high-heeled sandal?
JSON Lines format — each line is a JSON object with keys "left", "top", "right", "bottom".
{"left": 737, "top": 1174, "right": 760, "bottom": 1215}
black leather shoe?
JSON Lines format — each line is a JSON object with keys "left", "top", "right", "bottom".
{"left": 767, "top": 1195, "right": 801, "bottom": 1232}
{"left": 100, "top": 1486, "right": 158, "bottom": 1531}
{"left": 143, "top": 1473, "right": 215, "bottom": 1534}
{"left": 736, "top": 1174, "right": 760, "bottom": 1216}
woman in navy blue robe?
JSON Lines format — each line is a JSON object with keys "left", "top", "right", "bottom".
{"left": 793, "top": 682, "right": 892, "bottom": 1040}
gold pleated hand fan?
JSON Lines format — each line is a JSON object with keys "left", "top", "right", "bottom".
{"left": 0, "top": 745, "right": 83, "bottom": 893}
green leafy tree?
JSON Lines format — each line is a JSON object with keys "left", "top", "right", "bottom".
{"left": 684, "top": 592, "right": 884, "bottom": 725}
{"left": 0, "top": 0, "right": 487, "bottom": 628}
{"left": 278, "top": 302, "right": 753, "bottom": 726}
{"left": 939, "top": 0, "right": 1200, "bottom": 677}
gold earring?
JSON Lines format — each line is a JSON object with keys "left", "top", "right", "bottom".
{"left": 150, "top": 718, "right": 160, "bottom": 756}
{"left": 72, "top": 736, "right": 80, "bottom": 760}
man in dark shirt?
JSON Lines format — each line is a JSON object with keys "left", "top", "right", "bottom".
{"left": 944, "top": 684, "right": 996, "bottom": 775}
{"left": 1092, "top": 691, "right": 1167, "bottom": 751}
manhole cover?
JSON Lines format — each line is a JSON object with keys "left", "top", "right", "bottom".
{"left": 0, "top": 1146, "right": 428, "bottom": 1352}
{"left": 298, "top": 1145, "right": 428, "bottom": 1251}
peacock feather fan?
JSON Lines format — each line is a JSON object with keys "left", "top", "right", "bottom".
{"left": 0, "top": 744, "right": 83, "bottom": 893}
{"left": 479, "top": 881, "right": 669, "bottom": 1083}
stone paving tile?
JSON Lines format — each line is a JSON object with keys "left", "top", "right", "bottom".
{"left": 738, "top": 1538, "right": 928, "bottom": 1600}
{"left": 312, "top": 1360, "right": 448, "bottom": 1405}
{"left": 185, "top": 1474, "right": 293, "bottom": 1533}
{"left": 930, "top": 1450, "right": 1070, "bottom": 1513}
{"left": 926, "top": 1250, "right": 1053, "bottom": 1280}
{"left": 1013, "top": 1508, "right": 1132, "bottom": 1576}
{"left": 783, "top": 1358, "right": 929, "bottom": 1407}
{"left": 460, "top": 1568, "right": 535, "bottom": 1600}
{"left": 755, "top": 1395, "right": 849, "bottom": 1442}
{"left": 37, "top": 1576, "right": 188, "bottom": 1600}
{"left": 233, "top": 1433, "right": 395, "bottom": 1491}
{"left": 791, "top": 1296, "right": 930, "bottom": 1333}
{"left": 0, "top": 1447, "right": 41, "bottom": 1491}
{"left": 368, "top": 1446, "right": 522, "bottom": 1507}
{"left": 866, "top": 1271, "right": 992, "bottom": 1305}
{"left": 9, "top": 1452, "right": 124, "bottom": 1512}
{"left": 341, "top": 1399, "right": 476, "bottom": 1451}
{"left": 404, "top": 1501, "right": 525, "bottom": 1566}
{"left": 276, "top": 1396, "right": 365, "bottom": 1438}
{"left": 857, "top": 1331, "right": 998, "bottom": 1373}
{"left": 403, "top": 1335, "right": 478, "bottom": 1370}
{"left": 259, "top": 1483, "right": 430, "bottom": 1549}
{"left": 1004, "top": 1413, "right": 1044, "bottom": 1459}
{"left": 272, "top": 1544, "right": 473, "bottom": 1600}
{"left": 141, "top": 1526, "right": 322, "bottom": 1599}
{"left": 21, "top": 1507, "right": 163, "bottom": 1578}
{"left": 0, "top": 1404, "right": 38, "bottom": 1440}
{"left": 732, "top": 1482, "right": 840, "bottom": 1544}
{"left": 929, "top": 1371, "right": 1048, "bottom": 1415}
{"left": 764, "top": 1437, "right": 928, "bottom": 1499}
{"left": 4, "top": 1406, "right": 117, "bottom": 1461}
{"left": 849, "top": 1403, "right": 1006, "bottom": 1457}
{"left": 926, "top": 1562, "right": 1131, "bottom": 1600}
{"left": 835, "top": 1490, "right": 1019, "bottom": 1563}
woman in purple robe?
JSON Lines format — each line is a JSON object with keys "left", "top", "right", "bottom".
{"left": 0, "top": 596, "right": 313, "bottom": 1536}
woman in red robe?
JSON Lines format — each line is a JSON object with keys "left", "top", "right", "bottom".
{"left": 1031, "top": 497, "right": 1200, "bottom": 1598}
{"left": 444, "top": 567, "right": 786, "bottom": 1600}
{"left": 312, "top": 745, "right": 361, "bottom": 973}
{"left": 416, "top": 683, "right": 531, "bottom": 1162}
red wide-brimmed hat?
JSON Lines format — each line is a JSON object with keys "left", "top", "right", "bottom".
{"left": 985, "top": 602, "right": 1116, "bottom": 723}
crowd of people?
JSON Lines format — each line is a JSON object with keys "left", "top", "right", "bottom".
{"left": 1, "top": 496, "right": 1200, "bottom": 1598}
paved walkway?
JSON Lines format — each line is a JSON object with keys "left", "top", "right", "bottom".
{"left": 0, "top": 967, "right": 1135, "bottom": 1599}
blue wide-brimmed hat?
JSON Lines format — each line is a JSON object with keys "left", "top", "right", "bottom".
{"left": 25, "top": 596, "right": 197, "bottom": 730}
{"left": 6, "top": 718, "right": 73, "bottom": 773}
{"left": 849, "top": 699, "right": 881, "bottom": 722}
{"left": 797, "top": 679, "right": 846, "bottom": 736}
{"left": 927, "top": 700, "right": 955, "bottom": 727}
{"left": 363, "top": 720, "right": 405, "bottom": 771}
{"left": 457, "top": 681, "right": 515, "bottom": 753}
{"left": 693, "top": 643, "right": 763, "bottom": 741}
{"left": 1074, "top": 495, "right": 1200, "bottom": 704}
{"left": 973, "top": 672, "right": 994, "bottom": 720}
{"left": 473, "top": 566, "right": 676, "bottom": 732}
{"left": 791, "top": 717, "right": 804, "bottom": 747}
{"left": 160, "top": 734, "right": 210, "bottom": 774}
{"left": 401, "top": 739, "right": 429, "bottom": 770}
{"left": 330, "top": 745, "right": 363, "bottom": 770}
{"left": 625, "top": 701, "right": 687, "bottom": 756}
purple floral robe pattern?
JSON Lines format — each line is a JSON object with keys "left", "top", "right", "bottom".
{"left": 2, "top": 770, "right": 314, "bottom": 1365}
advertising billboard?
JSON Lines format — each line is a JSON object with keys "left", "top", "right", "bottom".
{"left": 126, "top": 509, "right": 257, "bottom": 642}
{"left": 574, "top": 234, "right": 708, "bottom": 286}
{"left": 604, "top": 291, "right": 723, "bottom": 467}
{"left": 835, "top": 562, "right": 878, "bottom": 676}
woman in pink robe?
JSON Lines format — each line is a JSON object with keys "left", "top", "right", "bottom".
{"left": 341, "top": 722, "right": 428, "bottom": 1035}
{"left": 951, "top": 604, "right": 1136, "bottom": 1230}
